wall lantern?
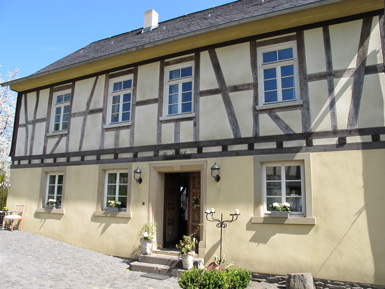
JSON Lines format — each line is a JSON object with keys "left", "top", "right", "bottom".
{"left": 211, "top": 163, "right": 221, "bottom": 182}
{"left": 133, "top": 167, "right": 143, "bottom": 184}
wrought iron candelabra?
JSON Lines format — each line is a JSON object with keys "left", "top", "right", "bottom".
{"left": 205, "top": 208, "right": 240, "bottom": 261}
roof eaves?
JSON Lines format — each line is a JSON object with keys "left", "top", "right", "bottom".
{"left": 1, "top": 0, "right": 344, "bottom": 90}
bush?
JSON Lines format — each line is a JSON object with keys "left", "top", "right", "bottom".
{"left": 178, "top": 267, "right": 251, "bottom": 289}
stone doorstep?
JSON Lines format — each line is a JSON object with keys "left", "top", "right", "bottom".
{"left": 153, "top": 249, "right": 180, "bottom": 257}
{"left": 130, "top": 261, "right": 184, "bottom": 278}
{"left": 139, "top": 253, "right": 204, "bottom": 268}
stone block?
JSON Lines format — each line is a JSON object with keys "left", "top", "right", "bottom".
{"left": 286, "top": 273, "right": 315, "bottom": 289}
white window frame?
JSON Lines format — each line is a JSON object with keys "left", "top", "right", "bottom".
{"left": 52, "top": 89, "right": 71, "bottom": 132}
{"left": 107, "top": 75, "right": 133, "bottom": 125}
{"left": 164, "top": 62, "right": 194, "bottom": 117}
{"left": 262, "top": 161, "right": 304, "bottom": 216}
{"left": 45, "top": 173, "right": 64, "bottom": 209}
{"left": 104, "top": 170, "right": 129, "bottom": 211}
{"left": 257, "top": 41, "right": 300, "bottom": 106}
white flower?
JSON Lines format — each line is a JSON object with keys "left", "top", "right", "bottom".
{"left": 116, "top": 201, "right": 121, "bottom": 206}
{"left": 143, "top": 232, "right": 149, "bottom": 238}
{"left": 282, "top": 202, "right": 290, "bottom": 207}
{"left": 273, "top": 202, "right": 280, "bottom": 208}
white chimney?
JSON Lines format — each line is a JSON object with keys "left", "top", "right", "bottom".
{"left": 143, "top": 9, "right": 159, "bottom": 32}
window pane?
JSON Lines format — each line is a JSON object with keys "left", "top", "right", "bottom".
{"left": 264, "top": 68, "right": 276, "bottom": 80}
{"left": 62, "top": 114, "right": 69, "bottom": 122}
{"left": 111, "top": 104, "right": 119, "bottom": 114}
{"left": 278, "top": 48, "right": 293, "bottom": 60}
{"left": 113, "top": 82, "right": 122, "bottom": 91}
{"left": 57, "top": 95, "right": 63, "bottom": 103}
{"left": 286, "top": 197, "right": 302, "bottom": 212}
{"left": 182, "top": 103, "right": 192, "bottom": 113}
{"left": 169, "top": 94, "right": 178, "bottom": 105}
{"left": 64, "top": 93, "right": 71, "bottom": 102}
{"left": 54, "top": 123, "right": 60, "bottom": 131}
{"left": 266, "top": 197, "right": 282, "bottom": 210}
{"left": 265, "top": 91, "right": 277, "bottom": 103}
{"left": 281, "top": 65, "right": 294, "bottom": 77}
{"left": 112, "top": 95, "right": 120, "bottom": 104}
{"left": 55, "top": 107, "right": 62, "bottom": 116}
{"left": 182, "top": 92, "right": 192, "bottom": 102}
{"left": 48, "top": 185, "right": 55, "bottom": 195}
{"left": 120, "top": 173, "right": 128, "bottom": 184}
{"left": 56, "top": 196, "right": 62, "bottom": 208}
{"left": 57, "top": 175, "right": 63, "bottom": 184}
{"left": 107, "top": 185, "right": 116, "bottom": 196}
{"left": 263, "top": 51, "right": 277, "bottom": 63}
{"left": 49, "top": 175, "right": 56, "bottom": 185}
{"left": 182, "top": 81, "right": 192, "bottom": 92}
{"left": 169, "top": 69, "right": 180, "bottom": 80}
{"left": 62, "top": 123, "right": 68, "bottom": 130}
{"left": 108, "top": 173, "right": 117, "bottom": 184}
{"left": 123, "top": 93, "right": 131, "bottom": 103}
{"left": 169, "top": 84, "right": 179, "bottom": 94}
{"left": 118, "top": 197, "right": 127, "bottom": 208}
{"left": 264, "top": 79, "right": 277, "bottom": 91}
{"left": 286, "top": 166, "right": 301, "bottom": 180}
{"left": 122, "top": 103, "right": 131, "bottom": 112}
{"left": 63, "top": 105, "right": 70, "bottom": 114}
{"left": 282, "top": 77, "right": 294, "bottom": 89}
{"left": 266, "top": 182, "right": 282, "bottom": 196}
{"left": 181, "top": 67, "right": 192, "bottom": 77}
{"left": 122, "top": 112, "right": 130, "bottom": 121}
{"left": 123, "top": 80, "right": 132, "bottom": 89}
{"left": 286, "top": 181, "right": 302, "bottom": 196}
{"left": 282, "top": 89, "right": 295, "bottom": 101}
{"left": 168, "top": 105, "right": 178, "bottom": 115}
{"left": 266, "top": 166, "right": 281, "bottom": 180}
{"left": 119, "top": 185, "right": 127, "bottom": 196}
{"left": 111, "top": 114, "right": 119, "bottom": 123}
{"left": 57, "top": 185, "right": 63, "bottom": 196}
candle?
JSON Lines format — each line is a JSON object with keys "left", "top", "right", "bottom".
{"left": 211, "top": 208, "right": 215, "bottom": 213}
{"left": 236, "top": 209, "right": 239, "bottom": 215}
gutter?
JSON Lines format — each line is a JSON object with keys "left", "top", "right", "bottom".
{"left": 1, "top": 0, "right": 346, "bottom": 89}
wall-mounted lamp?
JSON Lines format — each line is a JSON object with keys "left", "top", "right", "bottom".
{"left": 211, "top": 163, "right": 221, "bottom": 182}
{"left": 133, "top": 167, "right": 142, "bottom": 184}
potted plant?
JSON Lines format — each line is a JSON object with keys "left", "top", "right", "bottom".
{"left": 269, "top": 202, "right": 291, "bottom": 217}
{"left": 176, "top": 232, "right": 198, "bottom": 269}
{"left": 45, "top": 199, "right": 56, "bottom": 210}
{"left": 106, "top": 200, "right": 119, "bottom": 212}
{"left": 137, "top": 222, "right": 157, "bottom": 255}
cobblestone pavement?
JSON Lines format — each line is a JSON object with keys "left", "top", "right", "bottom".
{"left": 0, "top": 230, "right": 278, "bottom": 289}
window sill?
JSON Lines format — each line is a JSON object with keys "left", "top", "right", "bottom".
{"left": 256, "top": 100, "right": 303, "bottom": 111}
{"left": 93, "top": 211, "right": 132, "bottom": 218}
{"left": 103, "top": 121, "right": 132, "bottom": 130}
{"left": 35, "top": 208, "right": 65, "bottom": 215}
{"left": 160, "top": 113, "right": 195, "bottom": 122}
{"left": 46, "top": 131, "right": 68, "bottom": 137}
{"left": 251, "top": 216, "right": 316, "bottom": 225}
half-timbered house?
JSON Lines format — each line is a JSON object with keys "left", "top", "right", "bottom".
{"left": 2, "top": 0, "right": 385, "bottom": 285}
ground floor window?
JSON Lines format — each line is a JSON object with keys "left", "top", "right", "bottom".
{"left": 262, "top": 162, "right": 304, "bottom": 215}
{"left": 46, "top": 174, "right": 64, "bottom": 208}
{"left": 104, "top": 171, "right": 128, "bottom": 210}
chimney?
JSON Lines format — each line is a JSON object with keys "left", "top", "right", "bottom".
{"left": 143, "top": 9, "right": 159, "bottom": 32}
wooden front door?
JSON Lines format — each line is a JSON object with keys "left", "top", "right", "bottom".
{"left": 163, "top": 172, "right": 201, "bottom": 248}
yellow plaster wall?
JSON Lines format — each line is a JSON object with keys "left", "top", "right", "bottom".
{"left": 180, "top": 121, "right": 194, "bottom": 143}
{"left": 36, "top": 89, "right": 49, "bottom": 119}
{"left": 161, "top": 122, "right": 174, "bottom": 144}
{"left": 304, "top": 28, "right": 326, "bottom": 74}
{"left": 72, "top": 78, "right": 96, "bottom": 113}
{"left": 137, "top": 62, "right": 160, "bottom": 101}
{"left": 82, "top": 114, "right": 103, "bottom": 151}
{"left": 134, "top": 104, "right": 157, "bottom": 146}
{"left": 90, "top": 75, "right": 105, "bottom": 110}
{"left": 367, "top": 16, "right": 383, "bottom": 66}
{"left": 230, "top": 91, "right": 253, "bottom": 137}
{"left": 334, "top": 77, "right": 353, "bottom": 130}
{"left": 309, "top": 80, "right": 332, "bottom": 132}
{"left": 200, "top": 51, "right": 217, "bottom": 91}
{"left": 32, "top": 123, "right": 46, "bottom": 155}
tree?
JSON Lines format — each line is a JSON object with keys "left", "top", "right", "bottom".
{"left": 0, "top": 66, "right": 18, "bottom": 208}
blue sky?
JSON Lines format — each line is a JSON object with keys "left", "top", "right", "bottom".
{"left": 0, "top": 0, "right": 233, "bottom": 81}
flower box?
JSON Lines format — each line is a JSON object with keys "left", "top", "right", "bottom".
{"left": 270, "top": 211, "right": 290, "bottom": 218}
{"left": 45, "top": 205, "right": 56, "bottom": 210}
{"left": 105, "top": 207, "right": 119, "bottom": 212}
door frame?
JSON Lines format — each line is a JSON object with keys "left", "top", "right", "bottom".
{"left": 149, "top": 161, "right": 207, "bottom": 258}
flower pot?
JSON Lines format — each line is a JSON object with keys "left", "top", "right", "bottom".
{"left": 140, "top": 239, "right": 154, "bottom": 255}
{"left": 270, "top": 211, "right": 290, "bottom": 217}
{"left": 105, "top": 207, "right": 119, "bottom": 212}
{"left": 181, "top": 251, "right": 195, "bottom": 269}
{"left": 45, "top": 205, "right": 56, "bottom": 210}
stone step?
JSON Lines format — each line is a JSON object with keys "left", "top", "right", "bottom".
{"left": 129, "top": 261, "right": 184, "bottom": 278}
{"left": 153, "top": 249, "right": 180, "bottom": 257}
{"left": 139, "top": 254, "right": 181, "bottom": 267}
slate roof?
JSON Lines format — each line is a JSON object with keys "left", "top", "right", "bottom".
{"left": 36, "top": 0, "right": 324, "bottom": 75}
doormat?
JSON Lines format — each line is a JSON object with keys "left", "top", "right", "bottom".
{"left": 141, "top": 273, "right": 170, "bottom": 280}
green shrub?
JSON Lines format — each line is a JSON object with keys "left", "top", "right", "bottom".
{"left": 178, "top": 267, "right": 251, "bottom": 289}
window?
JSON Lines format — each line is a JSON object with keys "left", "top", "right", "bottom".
{"left": 165, "top": 64, "right": 193, "bottom": 116}
{"left": 104, "top": 171, "right": 128, "bottom": 210}
{"left": 258, "top": 42, "right": 299, "bottom": 105}
{"left": 45, "top": 174, "right": 64, "bottom": 208}
{"left": 108, "top": 76, "right": 132, "bottom": 124}
{"left": 53, "top": 90, "right": 71, "bottom": 131}
{"left": 262, "top": 162, "right": 304, "bottom": 215}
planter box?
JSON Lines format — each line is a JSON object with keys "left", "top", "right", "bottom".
{"left": 105, "top": 207, "right": 119, "bottom": 212}
{"left": 45, "top": 205, "right": 56, "bottom": 210}
{"left": 270, "top": 211, "right": 290, "bottom": 217}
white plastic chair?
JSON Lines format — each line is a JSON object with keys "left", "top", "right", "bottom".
{"left": 2, "top": 204, "right": 25, "bottom": 231}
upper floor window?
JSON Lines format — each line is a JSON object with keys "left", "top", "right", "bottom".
{"left": 108, "top": 76, "right": 132, "bottom": 124}
{"left": 258, "top": 42, "right": 299, "bottom": 105}
{"left": 46, "top": 173, "right": 64, "bottom": 209}
{"left": 53, "top": 90, "right": 71, "bottom": 132}
{"left": 165, "top": 63, "right": 193, "bottom": 116}
{"left": 262, "top": 161, "right": 304, "bottom": 216}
